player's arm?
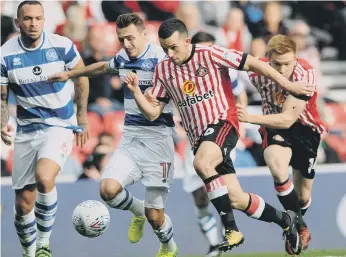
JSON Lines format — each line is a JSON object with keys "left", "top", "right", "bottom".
{"left": 124, "top": 72, "right": 166, "bottom": 121}
{"left": 237, "top": 95, "right": 306, "bottom": 129}
{"left": 1, "top": 59, "right": 14, "bottom": 145}
{"left": 211, "top": 46, "right": 314, "bottom": 96}
{"left": 242, "top": 55, "right": 314, "bottom": 96}
{"left": 71, "top": 58, "right": 90, "bottom": 146}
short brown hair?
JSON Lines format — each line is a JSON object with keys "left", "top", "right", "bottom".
{"left": 116, "top": 13, "right": 144, "bottom": 30}
{"left": 266, "top": 34, "right": 297, "bottom": 58}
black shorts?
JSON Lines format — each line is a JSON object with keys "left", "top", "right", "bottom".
{"left": 194, "top": 121, "right": 239, "bottom": 175}
{"left": 259, "top": 123, "right": 321, "bottom": 179}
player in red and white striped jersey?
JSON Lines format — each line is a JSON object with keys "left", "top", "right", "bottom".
{"left": 125, "top": 19, "right": 311, "bottom": 254}
{"left": 237, "top": 35, "right": 328, "bottom": 253}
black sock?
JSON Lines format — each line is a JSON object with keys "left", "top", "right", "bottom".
{"left": 274, "top": 179, "right": 307, "bottom": 228}
{"left": 243, "top": 193, "right": 291, "bottom": 229}
{"left": 204, "top": 175, "right": 238, "bottom": 231}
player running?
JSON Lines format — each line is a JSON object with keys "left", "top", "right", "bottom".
{"left": 1, "top": 1, "right": 89, "bottom": 257}
{"left": 124, "top": 18, "right": 315, "bottom": 255}
{"left": 236, "top": 34, "right": 328, "bottom": 253}
{"left": 172, "top": 31, "right": 244, "bottom": 257}
{"left": 48, "top": 14, "right": 178, "bottom": 257}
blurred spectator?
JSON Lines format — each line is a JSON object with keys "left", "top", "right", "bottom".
{"left": 197, "top": 0, "right": 230, "bottom": 27}
{"left": 55, "top": 4, "right": 88, "bottom": 51}
{"left": 137, "top": 1, "right": 179, "bottom": 21}
{"left": 250, "top": 37, "right": 267, "bottom": 58}
{"left": 98, "top": 132, "right": 116, "bottom": 148}
{"left": 1, "top": 1, "right": 15, "bottom": 45}
{"left": 251, "top": 2, "right": 288, "bottom": 42}
{"left": 175, "top": 2, "right": 227, "bottom": 46}
{"left": 223, "top": 8, "right": 252, "bottom": 52}
{"left": 289, "top": 21, "right": 325, "bottom": 95}
{"left": 79, "top": 143, "right": 113, "bottom": 180}
{"left": 82, "top": 26, "right": 124, "bottom": 116}
{"left": 41, "top": 0, "right": 66, "bottom": 33}
{"left": 101, "top": 1, "right": 144, "bottom": 22}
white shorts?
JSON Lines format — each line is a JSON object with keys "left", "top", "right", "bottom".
{"left": 12, "top": 127, "right": 74, "bottom": 190}
{"left": 102, "top": 135, "right": 175, "bottom": 189}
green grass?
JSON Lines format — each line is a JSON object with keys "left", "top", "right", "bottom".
{"left": 182, "top": 249, "right": 346, "bottom": 257}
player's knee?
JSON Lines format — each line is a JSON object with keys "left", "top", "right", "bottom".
{"left": 35, "top": 172, "right": 56, "bottom": 193}
{"left": 99, "top": 179, "right": 122, "bottom": 201}
{"left": 193, "top": 157, "right": 211, "bottom": 177}
{"left": 266, "top": 158, "right": 288, "bottom": 182}
{"left": 15, "top": 189, "right": 36, "bottom": 215}
{"left": 145, "top": 208, "right": 165, "bottom": 230}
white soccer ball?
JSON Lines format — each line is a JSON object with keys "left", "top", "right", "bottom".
{"left": 72, "top": 200, "right": 110, "bottom": 238}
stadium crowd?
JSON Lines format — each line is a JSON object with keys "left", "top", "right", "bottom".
{"left": 1, "top": 0, "right": 346, "bottom": 179}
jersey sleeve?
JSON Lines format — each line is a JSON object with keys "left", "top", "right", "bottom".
{"left": 151, "top": 66, "right": 170, "bottom": 103}
{"left": 108, "top": 54, "right": 120, "bottom": 72}
{"left": 63, "top": 39, "right": 81, "bottom": 70}
{"left": 1, "top": 57, "right": 9, "bottom": 87}
{"left": 211, "top": 45, "right": 248, "bottom": 71}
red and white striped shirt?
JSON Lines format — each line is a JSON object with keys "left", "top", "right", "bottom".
{"left": 249, "top": 58, "right": 328, "bottom": 134}
{"left": 152, "top": 44, "right": 247, "bottom": 147}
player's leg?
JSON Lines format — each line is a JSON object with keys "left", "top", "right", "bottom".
{"left": 193, "top": 123, "right": 243, "bottom": 251}
{"left": 100, "top": 139, "right": 145, "bottom": 243}
{"left": 145, "top": 187, "right": 178, "bottom": 257}
{"left": 261, "top": 129, "right": 304, "bottom": 218}
{"left": 182, "top": 160, "right": 221, "bottom": 256}
{"left": 195, "top": 123, "right": 301, "bottom": 254}
{"left": 293, "top": 169, "right": 313, "bottom": 250}
{"left": 192, "top": 186, "right": 221, "bottom": 257}
{"left": 12, "top": 133, "right": 39, "bottom": 257}
{"left": 34, "top": 127, "right": 74, "bottom": 256}
{"left": 293, "top": 170, "right": 313, "bottom": 216}
{"left": 140, "top": 136, "right": 177, "bottom": 256}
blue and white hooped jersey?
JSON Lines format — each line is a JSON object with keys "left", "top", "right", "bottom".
{"left": 108, "top": 44, "right": 174, "bottom": 137}
{"left": 1, "top": 32, "right": 81, "bottom": 133}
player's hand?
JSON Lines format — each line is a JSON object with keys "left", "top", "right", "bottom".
{"left": 286, "top": 81, "right": 315, "bottom": 96}
{"left": 236, "top": 103, "right": 248, "bottom": 122}
{"left": 48, "top": 71, "right": 70, "bottom": 83}
{"left": 124, "top": 72, "right": 139, "bottom": 94}
{"left": 144, "top": 87, "right": 160, "bottom": 107}
{"left": 75, "top": 116, "right": 89, "bottom": 147}
{"left": 1, "top": 124, "right": 14, "bottom": 146}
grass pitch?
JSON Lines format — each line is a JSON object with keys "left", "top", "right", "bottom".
{"left": 183, "top": 249, "right": 346, "bottom": 257}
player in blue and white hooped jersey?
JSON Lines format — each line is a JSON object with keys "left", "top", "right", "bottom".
{"left": 49, "top": 14, "right": 178, "bottom": 257}
{"left": 0, "top": 1, "right": 89, "bottom": 257}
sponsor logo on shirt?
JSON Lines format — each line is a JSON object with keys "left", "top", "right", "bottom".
{"left": 182, "top": 80, "right": 196, "bottom": 95}
{"left": 178, "top": 90, "right": 215, "bottom": 107}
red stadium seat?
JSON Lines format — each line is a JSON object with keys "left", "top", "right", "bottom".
{"left": 103, "top": 111, "right": 125, "bottom": 147}
{"left": 87, "top": 112, "right": 104, "bottom": 137}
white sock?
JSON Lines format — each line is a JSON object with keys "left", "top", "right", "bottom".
{"left": 105, "top": 189, "right": 144, "bottom": 216}
{"left": 35, "top": 187, "right": 58, "bottom": 248}
{"left": 154, "top": 214, "right": 177, "bottom": 252}
{"left": 14, "top": 208, "right": 37, "bottom": 256}
{"left": 196, "top": 205, "right": 220, "bottom": 246}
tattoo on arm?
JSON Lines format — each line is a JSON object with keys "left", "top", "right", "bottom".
{"left": 1, "top": 87, "right": 9, "bottom": 127}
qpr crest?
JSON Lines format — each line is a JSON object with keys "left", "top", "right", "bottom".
{"left": 46, "top": 48, "right": 59, "bottom": 62}
{"left": 195, "top": 64, "right": 208, "bottom": 77}
{"left": 141, "top": 60, "right": 154, "bottom": 71}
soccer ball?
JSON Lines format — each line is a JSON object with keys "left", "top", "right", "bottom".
{"left": 72, "top": 200, "right": 110, "bottom": 238}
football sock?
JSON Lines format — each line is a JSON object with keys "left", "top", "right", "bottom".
{"left": 35, "top": 187, "right": 57, "bottom": 248}
{"left": 105, "top": 189, "right": 144, "bottom": 216}
{"left": 204, "top": 175, "right": 238, "bottom": 231}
